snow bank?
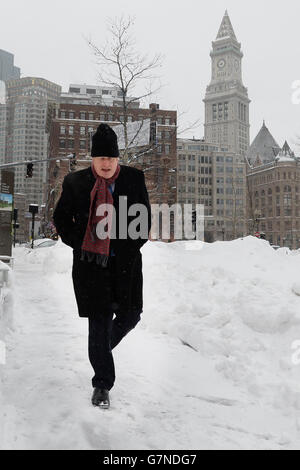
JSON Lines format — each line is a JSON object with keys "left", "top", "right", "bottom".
{"left": 0, "top": 261, "right": 14, "bottom": 441}
{"left": 0, "top": 261, "right": 14, "bottom": 343}
{"left": 141, "top": 236, "right": 300, "bottom": 415}
{"left": 13, "top": 239, "right": 72, "bottom": 273}
{"left": 16, "top": 236, "right": 300, "bottom": 416}
{"left": 23, "top": 235, "right": 300, "bottom": 419}
{"left": 8, "top": 235, "right": 300, "bottom": 448}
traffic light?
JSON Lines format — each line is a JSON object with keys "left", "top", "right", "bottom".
{"left": 26, "top": 163, "right": 34, "bottom": 178}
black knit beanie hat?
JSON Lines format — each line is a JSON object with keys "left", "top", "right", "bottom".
{"left": 91, "top": 124, "right": 119, "bottom": 158}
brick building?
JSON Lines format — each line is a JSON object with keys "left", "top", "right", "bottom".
{"left": 246, "top": 141, "right": 300, "bottom": 249}
{"left": 46, "top": 98, "right": 177, "bottom": 239}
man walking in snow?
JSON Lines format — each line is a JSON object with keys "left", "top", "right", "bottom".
{"left": 53, "top": 124, "right": 151, "bottom": 409}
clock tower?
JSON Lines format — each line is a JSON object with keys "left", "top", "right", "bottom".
{"left": 203, "top": 10, "right": 250, "bottom": 156}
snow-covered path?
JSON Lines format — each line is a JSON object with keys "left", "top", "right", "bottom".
{"left": 1, "top": 239, "right": 300, "bottom": 449}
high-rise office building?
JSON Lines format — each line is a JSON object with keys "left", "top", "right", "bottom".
{"left": 1, "top": 77, "right": 61, "bottom": 208}
{"left": 0, "top": 49, "right": 20, "bottom": 82}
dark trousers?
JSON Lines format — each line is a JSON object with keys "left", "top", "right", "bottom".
{"left": 88, "top": 307, "right": 142, "bottom": 390}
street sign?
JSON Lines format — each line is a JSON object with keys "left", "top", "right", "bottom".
{"left": 0, "top": 170, "right": 14, "bottom": 257}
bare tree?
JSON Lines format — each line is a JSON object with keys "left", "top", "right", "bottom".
{"left": 86, "top": 15, "right": 163, "bottom": 163}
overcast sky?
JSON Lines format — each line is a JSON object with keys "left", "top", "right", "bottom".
{"left": 1, "top": 0, "right": 300, "bottom": 150}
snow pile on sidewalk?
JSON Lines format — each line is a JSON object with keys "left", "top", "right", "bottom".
{"left": 0, "top": 261, "right": 14, "bottom": 437}
{"left": 3, "top": 236, "right": 300, "bottom": 449}
{"left": 142, "top": 236, "right": 300, "bottom": 419}
{"left": 15, "top": 236, "right": 300, "bottom": 419}
{"left": 0, "top": 260, "right": 14, "bottom": 350}
{"left": 40, "top": 236, "right": 300, "bottom": 427}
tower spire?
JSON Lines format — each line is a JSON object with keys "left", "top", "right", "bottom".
{"left": 216, "top": 10, "right": 237, "bottom": 41}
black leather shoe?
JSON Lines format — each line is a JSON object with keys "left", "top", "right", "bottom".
{"left": 91, "top": 388, "right": 110, "bottom": 409}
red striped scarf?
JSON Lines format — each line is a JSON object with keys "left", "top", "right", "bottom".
{"left": 80, "top": 162, "right": 121, "bottom": 266}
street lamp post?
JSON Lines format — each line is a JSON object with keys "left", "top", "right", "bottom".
{"left": 12, "top": 208, "right": 19, "bottom": 247}
{"left": 29, "top": 204, "right": 39, "bottom": 249}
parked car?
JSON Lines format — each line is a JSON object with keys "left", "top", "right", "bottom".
{"left": 25, "top": 238, "right": 57, "bottom": 249}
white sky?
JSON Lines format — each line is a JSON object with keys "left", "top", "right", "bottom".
{"left": 1, "top": 0, "right": 300, "bottom": 150}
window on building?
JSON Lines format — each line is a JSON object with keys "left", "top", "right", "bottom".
{"left": 284, "top": 207, "right": 292, "bottom": 216}
{"left": 284, "top": 194, "right": 292, "bottom": 206}
{"left": 80, "top": 112, "right": 86, "bottom": 120}
{"left": 80, "top": 140, "right": 86, "bottom": 149}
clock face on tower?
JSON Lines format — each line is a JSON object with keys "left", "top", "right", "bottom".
{"left": 217, "top": 59, "right": 226, "bottom": 69}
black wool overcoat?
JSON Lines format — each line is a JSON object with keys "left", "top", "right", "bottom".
{"left": 52, "top": 165, "right": 151, "bottom": 318}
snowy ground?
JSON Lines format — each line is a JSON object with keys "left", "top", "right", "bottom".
{"left": 1, "top": 236, "right": 300, "bottom": 450}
